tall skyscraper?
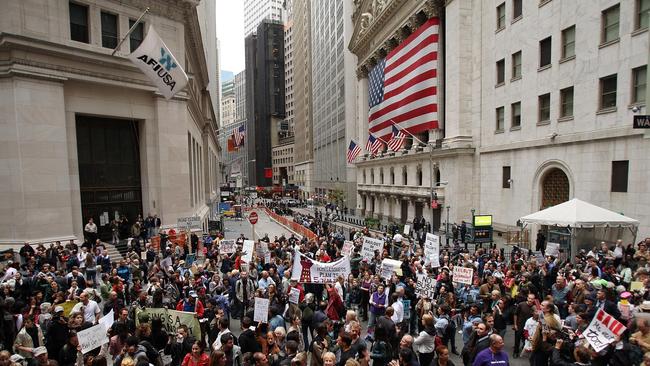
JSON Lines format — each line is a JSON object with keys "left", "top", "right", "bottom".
{"left": 221, "top": 80, "right": 235, "bottom": 127}
{"left": 293, "top": 0, "right": 313, "bottom": 199}
{"left": 234, "top": 71, "right": 247, "bottom": 122}
{"left": 311, "top": 0, "right": 357, "bottom": 208}
{"left": 243, "top": 0, "right": 284, "bottom": 37}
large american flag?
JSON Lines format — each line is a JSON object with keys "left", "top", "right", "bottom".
{"left": 387, "top": 124, "right": 407, "bottom": 151}
{"left": 233, "top": 125, "right": 245, "bottom": 147}
{"left": 368, "top": 17, "right": 439, "bottom": 141}
{"left": 347, "top": 140, "right": 362, "bottom": 163}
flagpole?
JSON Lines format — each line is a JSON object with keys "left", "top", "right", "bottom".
{"left": 111, "top": 7, "right": 150, "bottom": 56}
{"left": 389, "top": 120, "right": 427, "bottom": 146}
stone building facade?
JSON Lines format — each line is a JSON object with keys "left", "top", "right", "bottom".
{"left": 0, "top": 0, "right": 220, "bottom": 246}
{"left": 350, "top": 0, "right": 650, "bottom": 242}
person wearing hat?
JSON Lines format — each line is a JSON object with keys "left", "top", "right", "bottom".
{"left": 33, "top": 346, "right": 57, "bottom": 366}
{"left": 176, "top": 290, "right": 205, "bottom": 317}
{"left": 619, "top": 291, "right": 635, "bottom": 323}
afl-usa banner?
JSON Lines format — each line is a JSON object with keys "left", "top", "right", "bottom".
{"left": 128, "top": 26, "right": 189, "bottom": 99}
{"left": 291, "top": 250, "right": 350, "bottom": 284}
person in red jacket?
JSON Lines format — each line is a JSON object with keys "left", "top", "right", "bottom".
{"left": 176, "top": 291, "right": 205, "bottom": 318}
{"left": 325, "top": 285, "right": 344, "bottom": 321}
{"left": 287, "top": 279, "right": 305, "bottom": 303}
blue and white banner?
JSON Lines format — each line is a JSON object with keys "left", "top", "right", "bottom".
{"left": 128, "top": 26, "right": 188, "bottom": 99}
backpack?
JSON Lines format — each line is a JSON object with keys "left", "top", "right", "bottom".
{"left": 441, "top": 315, "right": 456, "bottom": 342}
{"left": 139, "top": 340, "right": 163, "bottom": 366}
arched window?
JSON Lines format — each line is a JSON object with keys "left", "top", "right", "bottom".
{"left": 402, "top": 166, "right": 408, "bottom": 185}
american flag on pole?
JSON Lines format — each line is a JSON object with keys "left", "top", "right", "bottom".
{"left": 233, "top": 125, "right": 245, "bottom": 147}
{"left": 387, "top": 124, "right": 407, "bottom": 151}
{"left": 347, "top": 140, "right": 362, "bottom": 163}
{"left": 368, "top": 17, "right": 439, "bottom": 141}
{"left": 365, "top": 134, "right": 383, "bottom": 155}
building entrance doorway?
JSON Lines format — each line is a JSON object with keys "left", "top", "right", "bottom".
{"left": 400, "top": 200, "right": 408, "bottom": 224}
{"left": 540, "top": 168, "right": 569, "bottom": 209}
{"left": 76, "top": 116, "right": 143, "bottom": 242}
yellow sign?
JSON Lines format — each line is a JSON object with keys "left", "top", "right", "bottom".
{"left": 61, "top": 300, "right": 79, "bottom": 316}
{"left": 631, "top": 281, "right": 644, "bottom": 291}
{"left": 473, "top": 215, "right": 492, "bottom": 227}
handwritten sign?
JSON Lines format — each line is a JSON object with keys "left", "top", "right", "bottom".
{"left": 289, "top": 288, "right": 300, "bottom": 304}
{"left": 220, "top": 239, "right": 236, "bottom": 254}
{"left": 403, "top": 225, "right": 411, "bottom": 235}
{"left": 361, "top": 237, "right": 384, "bottom": 261}
{"left": 254, "top": 297, "right": 270, "bottom": 323}
{"left": 380, "top": 258, "right": 402, "bottom": 278}
{"left": 98, "top": 309, "right": 114, "bottom": 331}
{"left": 532, "top": 251, "right": 545, "bottom": 265}
{"left": 424, "top": 233, "right": 440, "bottom": 268}
{"left": 161, "top": 256, "right": 172, "bottom": 270}
{"left": 545, "top": 242, "right": 560, "bottom": 257}
{"left": 136, "top": 308, "right": 202, "bottom": 340}
{"left": 341, "top": 240, "right": 354, "bottom": 256}
{"left": 77, "top": 323, "right": 109, "bottom": 354}
{"left": 415, "top": 274, "right": 437, "bottom": 299}
{"left": 453, "top": 266, "right": 474, "bottom": 285}
{"left": 242, "top": 240, "right": 255, "bottom": 263}
{"left": 584, "top": 309, "right": 626, "bottom": 352}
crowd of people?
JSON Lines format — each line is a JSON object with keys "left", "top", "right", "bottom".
{"left": 2, "top": 206, "right": 650, "bottom": 366}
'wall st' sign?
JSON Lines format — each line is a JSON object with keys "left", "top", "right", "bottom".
{"left": 633, "top": 115, "right": 650, "bottom": 128}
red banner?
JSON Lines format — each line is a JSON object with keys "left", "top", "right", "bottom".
{"left": 264, "top": 168, "right": 273, "bottom": 178}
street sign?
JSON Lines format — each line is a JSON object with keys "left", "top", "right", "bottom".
{"left": 248, "top": 211, "right": 259, "bottom": 225}
{"left": 633, "top": 115, "right": 650, "bottom": 128}
{"left": 177, "top": 216, "right": 201, "bottom": 229}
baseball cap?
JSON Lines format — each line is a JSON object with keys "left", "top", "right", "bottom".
{"left": 33, "top": 347, "right": 47, "bottom": 357}
{"left": 189, "top": 290, "right": 198, "bottom": 298}
{"left": 54, "top": 306, "right": 64, "bottom": 314}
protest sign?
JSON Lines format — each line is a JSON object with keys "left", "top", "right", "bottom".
{"left": 77, "top": 323, "right": 109, "bottom": 354}
{"left": 545, "top": 242, "right": 560, "bottom": 257}
{"left": 361, "top": 237, "right": 384, "bottom": 261}
{"left": 161, "top": 256, "right": 172, "bottom": 270}
{"left": 424, "top": 233, "right": 440, "bottom": 267}
{"left": 291, "top": 251, "right": 351, "bottom": 283}
{"left": 403, "top": 224, "right": 411, "bottom": 235}
{"left": 453, "top": 266, "right": 474, "bottom": 285}
{"left": 288, "top": 288, "right": 300, "bottom": 304}
{"left": 98, "top": 309, "right": 114, "bottom": 331}
{"left": 631, "top": 281, "right": 644, "bottom": 291}
{"left": 136, "top": 308, "right": 202, "bottom": 339}
{"left": 584, "top": 309, "right": 626, "bottom": 352}
{"left": 254, "top": 297, "right": 270, "bottom": 323}
{"left": 242, "top": 240, "right": 255, "bottom": 263}
{"left": 532, "top": 251, "right": 545, "bottom": 265}
{"left": 341, "top": 240, "right": 354, "bottom": 256}
{"left": 61, "top": 300, "right": 78, "bottom": 316}
{"left": 380, "top": 258, "right": 402, "bottom": 278}
{"left": 415, "top": 275, "right": 437, "bottom": 298}
{"left": 219, "top": 239, "right": 236, "bottom": 254}
{"left": 185, "top": 254, "right": 196, "bottom": 266}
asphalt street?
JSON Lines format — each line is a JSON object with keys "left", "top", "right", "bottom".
{"left": 214, "top": 208, "right": 529, "bottom": 366}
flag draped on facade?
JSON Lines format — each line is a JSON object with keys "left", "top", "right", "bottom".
{"left": 233, "top": 125, "right": 245, "bottom": 146}
{"left": 387, "top": 124, "right": 407, "bottom": 151}
{"left": 347, "top": 140, "right": 362, "bottom": 163}
{"left": 128, "top": 26, "right": 189, "bottom": 100}
{"left": 365, "top": 134, "right": 383, "bottom": 155}
{"left": 367, "top": 17, "right": 439, "bottom": 141}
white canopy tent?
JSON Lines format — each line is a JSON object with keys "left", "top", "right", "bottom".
{"left": 520, "top": 198, "right": 639, "bottom": 259}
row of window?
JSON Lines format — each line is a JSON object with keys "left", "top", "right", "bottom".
{"left": 495, "top": 66, "right": 647, "bottom": 131}
{"left": 496, "top": 0, "right": 648, "bottom": 36}
{"left": 502, "top": 161, "right": 630, "bottom": 192}
{"left": 362, "top": 168, "right": 429, "bottom": 187}
{"left": 69, "top": 2, "right": 144, "bottom": 51}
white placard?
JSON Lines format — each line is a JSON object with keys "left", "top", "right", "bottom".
{"left": 177, "top": 216, "right": 201, "bottom": 229}
{"left": 453, "top": 266, "right": 474, "bottom": 285}
{"left": 361, "top": 237, "right": 384, "bottom": 261}
{"left": 545, "top": 242, "right": 560, "bottom": 257}
{"left": 242, "top": 240, "right": 255, "bottom": 263}
{"left": 584, "top": 309, "right": 626, "bottom": 352}
{"left": 380, "top": 258, "right": 402, "bottom": 278}
{"left": 532, "top": 251, "right": 545, "bottom": 265}
{"left": 415, "top": 274, "right": 437, "bottom": 298}
{"left": 424, "top": 233, "right": 440, "bottom": 268}
{"left": 219, "top": 239, "right": 236, "bottom": 254}
{"left": 98, "top": 310, "right": 114, "bottom": 331}
{"left": 288, "top": 288, "right": 300, "bottom": 304}
{"left": 161, "top": 256, "right": 172, "bottom": 270}
{"left": 341, "top": 241, "right": 354, "bottom": 257}
{"left": 77, "top": 323, "right": 109, "bottom": 354}
{"left": 403, "top": 224, "right": 411, "bottom": 235}
{"left": 253, "top": 297, "right": 270, "bottom": 323}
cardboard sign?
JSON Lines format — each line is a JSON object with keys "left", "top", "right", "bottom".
{"left": 415, "top": 275, "right": 437, "bottom": 299}
{"left": 403, "top": 225, "right": 411, "bottom": 235}
{"left": 288, "top": 288, "right": 300, "bottom": 304}
{"left": 532, "top": 251, "right": 545, "bottom": 265}
{"left": 77, "top": 323, "right": 109, "bottom": 354}
{"left": 545, "top": 242, "right": 560, "bottom": 257}
{"left": 584, "top": 309, "right": 626, "bottom": 352}
{"left": 453, "top": 266, "right": 474, "bottom": 285}
{"left": 380, "top": 258, "right": 402, "bottom": 278}
{"left": 424, "top": 233, "right": 440, "bottom": 268}
{"left": 291, "top": 251, "right": 351, "bottom": 284}
{"left": 160, "top": 256, "right": 172, "bottom": 270}
{"left": 341, "top": 240, "right": 354, "bottom": 256}
{"left": 361, "top": 237, "right": 384, "bottom": 261}
{"left": 242, "top": 240, "right": 255, "bottom": 263}
{"left": 98, "top": 309, "right": 114, "bottom": 331}
{"left": 631, "top": 281, "right": 644, "bottom": 291}
{"left": 136, "top": 308, "right": 202, "bottom": 340}
{"left": 254, "top": 297, "right": 270, "bottom": 323}
{"left": 220, "top": 239, "right": 236, "bottom": 254}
